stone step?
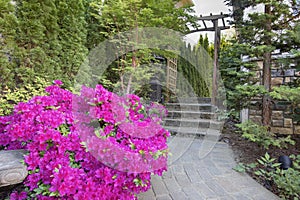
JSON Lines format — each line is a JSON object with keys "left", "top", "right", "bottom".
{"left": 167, "top": 110, "right": 216, "bottom": 120}
{"left": 166, "top": 103, "right": 215, "bottom": 112}
{"left": 163, "top": 126, "right": 207, "bottom": 137}
{"left": 164, "top": 118, "right": 222, "bottom": 130}
{"left": 176, "top": 97, "right": 211, "bottom": 104}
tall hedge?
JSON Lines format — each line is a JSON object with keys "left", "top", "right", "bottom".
{"left": 0, "top": 0, "right": 18, "bottom": 90}
{"left": 0, "top": 0, "right": 88, "bottom": 90}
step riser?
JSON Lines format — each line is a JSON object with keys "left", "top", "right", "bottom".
{"left": 164, "top": 121, "right": 221, "bottom": 130}
{"left": 166, "top": 105, "right": 214, "bottom": 112}
{"left": 176, "top": 98, "right": 211, "bottom": 104}
{"left": 167, "top": 112, "right": 216, "bottom": 120}
{"left": 164, "top": 101, "right": 221, "bottom": 136}
{"left": 167, "top": 130, "right": 206, "bottom": 137}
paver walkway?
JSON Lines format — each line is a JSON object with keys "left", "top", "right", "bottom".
{"left": 138, "top": 135, "right": 280, "bottom": 200}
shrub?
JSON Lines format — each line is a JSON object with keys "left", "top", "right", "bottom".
{"left": 0, "top": 81, "right": 169, "bottom": 199}
{"left": 234, "top": 153, "right": 300, "bottom": 199}
{"left": 0, "top": 77, "right": 50, "bottom": 116}
{"left": 236, "top": 120, "right": 295, "bottom": 149}
{"left": 273, "top": 167, "right": 300, "bottom": 199}
{"left": 255, "top": 153, "right": 300, "bottom": 200}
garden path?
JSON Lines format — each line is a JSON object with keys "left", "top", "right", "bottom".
{"left": 138, "top": 134, "right": 280, "bottom": 200}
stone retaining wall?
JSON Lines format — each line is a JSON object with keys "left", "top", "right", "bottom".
{"left": 249, "top": 98, "right": 300, "bottom": 134}
{"left": 244, "top": 55, "right": 300, "bottom": 134}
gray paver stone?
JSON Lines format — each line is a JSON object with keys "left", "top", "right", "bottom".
{"left": 169, "top": 191, "right": 188, "bottom": 200}
{"left": 205, "top": 180, "right": 228, "bottom": 196}
{"left": 152, "top": 177, "right": 168, "bottom": 196}
{"left": 174, "top": 173, "right": 191, "bottom": 187}
{"left": 138, "top": 135, "right": 280, "bottom": 200}
{"left": 193, "top": 182, "right": 218, "bottom": 199}
{"left": 197, "top": 168, "right": 214, "bottom": 180}
{"left": 184, "top": 164, "right": 203, "bottom": 183}
{"left": 163, "top": 178, "right": 181, "bottom": 193}
{"left": 156, "top": 194, "right": 173, "bottom": 200}
{"left": 182, "top": 186, "right": 205, "bottom": 200}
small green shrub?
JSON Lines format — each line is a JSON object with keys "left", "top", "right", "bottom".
{"left": 233, "top": 162, "right": 257, "bottom": 173}
{"left": 0, "top": 77, "right": 50, "bottom": 116}
{"left": 274, "top": 168, "right": 300, "bottom": 200}
{"left": 236, "top": 120, "right": 295, "bottom": 149}
{"left": 255, "top": 153, "right": 300, "bottom": 200}
{"left": 235, "top": 153, "right": 300, "bottom": 199}
{"left": 273, "top": 154, "right": 300, "bottom": 200}
{"left": 254, "top": 153, "right": 281, "bottom": 182}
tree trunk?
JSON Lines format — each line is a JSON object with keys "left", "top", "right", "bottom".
{"left": 262, "top": 4, "right": 272, "bottom": 127}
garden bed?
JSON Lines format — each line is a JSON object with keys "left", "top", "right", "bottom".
{"left": 220, "top": 118, "right": 300, "bottom": 198}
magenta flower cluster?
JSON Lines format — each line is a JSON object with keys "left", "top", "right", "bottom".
{"left": 0, "top": 81, "right": 170, "bottom": 200}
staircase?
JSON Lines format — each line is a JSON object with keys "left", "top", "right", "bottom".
{"left": 163, "top": 97, "right": 223, "bottom": 137}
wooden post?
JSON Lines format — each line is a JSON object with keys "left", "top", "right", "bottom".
{"left": 189, "top": 13, "right": 229, "bottom": 106}
{"left": 212, "top": 19, "right": 221, "bottom": 106}
{"left": 0, "top": 150, "right": 28, "bottom": 188}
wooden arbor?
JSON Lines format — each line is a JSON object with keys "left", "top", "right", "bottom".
{"left": 189, "top": 13, "right": 230, "bottom": 106}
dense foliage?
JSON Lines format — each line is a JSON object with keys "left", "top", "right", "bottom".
{"left": 0, "top": 0, "right": 88, "bottom": 90}
{"left": 0, "top": 78, "right": 50, "bottom": 116}
{"left": 177, "top": 40, "right": 212, "bottom": 97}
{"left": 87, "top": 0, "right": 198, "bottom": 95}
{"left": 223, "top": 0, "right": 300, "bottom": 124}
{"left": 235, "top": 153, "right": 300, "bottom": 199}
{"left": 0, "top": 0, "right": 199, "bottom": 110}
{"left": 219, "top": 38, "right": 266, "bottom": 117}
{"left": 236, "top": 120, "right": 295, "bottom": 149}
{"left": 0, "top": 81, "right": 169, "bottom": 199}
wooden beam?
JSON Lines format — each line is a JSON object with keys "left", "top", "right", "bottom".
{"left": 197, "top": 14, "right": 229, "bottom": 21}
{"left": 0, "top": 150, "right": 28, "bottom": 188}
{"left": 188, "top": 26, "right": 230, "bottom": 34}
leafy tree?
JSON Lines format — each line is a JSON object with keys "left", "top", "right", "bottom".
{"left": 87, "top": 0, "right": 198, "bottom": 95}
{"left": 225, "top": 0, "right": 300, "bottom": 126}
{"left": 13, "top": 0, "right": 62, "bottom": 84}
{"left": 218, "top": 37, "right": 266, "bottom": 118}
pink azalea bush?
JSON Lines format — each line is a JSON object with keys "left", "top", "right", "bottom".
{"left": 0, "top": 81, "right": 169, "bottom": 199}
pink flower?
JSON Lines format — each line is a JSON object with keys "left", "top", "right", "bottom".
{"left": 10, "top": 191, "right": 27, "bottom": 200}
{"left": 53, "top": 80, "right": 63, "bottom": 85}
{"left": 0, "top": 83, "right": 169, "bottom": 199}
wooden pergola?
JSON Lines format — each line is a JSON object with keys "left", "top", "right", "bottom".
{"left": 189, "top": 13, "right": 230, "bottom": 106}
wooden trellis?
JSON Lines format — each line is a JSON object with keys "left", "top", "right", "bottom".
{"left": 166, "top": 57, "right": 178, "bottom": 93}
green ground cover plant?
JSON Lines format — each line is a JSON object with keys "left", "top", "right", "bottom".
{"left": 236, "top": 120, "right": 295, "bottom": 149}
{"left": 234, "top": 153, "right": 300, "bottom": 200}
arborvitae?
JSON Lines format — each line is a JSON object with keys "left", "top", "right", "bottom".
{"left": 55, "top": 0, "right": 88, "bottom": 86}
{"left": 0, "top": 0, "right": 18, "bottom": 90}
{"left": 13, "top": 0, "right": 60, "bottom": 85}
{"left": 177, "top": 41, "right": 210, "bottom": 97}
{"left": 1, "top": 0, "right": 88, "bottom": 89}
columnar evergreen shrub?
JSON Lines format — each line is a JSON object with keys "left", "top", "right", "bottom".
{"left": 0, "top": 81, "right": 169, "bottom": 199}
{"left": 0, "top": 0, "right": 88, "bottom": 89}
